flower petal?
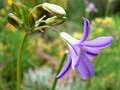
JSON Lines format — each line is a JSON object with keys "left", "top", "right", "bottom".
{"left": 79, "top": 18, "right": 91, "bottom": 43}
{"left": 82, "top": 36, "right": 113, "bottom": 49}
{"left": 57, "top": 54, "right": 71, "bottom": 79}
{"left": 82, "top": 46, "right": 100, "bottom": 61}
{"left": 82, "top": 46, "right": 100, "bottom": 55}
{"left": 60, "top": 32, "right": 79, "bottom": 44}
{"left": 77, "top": 53, "right": 94, "bottom": 80}
{"left": 70, "top": 46, "right": 80, "bottom": 70}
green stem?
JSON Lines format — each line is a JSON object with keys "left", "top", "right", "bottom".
{"left": 105, "top": 0, "right": 113, "bottom": 16}
{"left": 51, "top": 53, "right": 67, "bottom": 90}
{"left": 34, "top": 25, "right": 60, "bottom": 36}
{"left": 17, "top": 32, "right": 27, "bottom": 90}
{"left": 85, "top": 11, "right": 90, "bottom": 19}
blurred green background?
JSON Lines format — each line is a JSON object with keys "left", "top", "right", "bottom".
{"left": 0, "top": 0, "right": 120, "bottom": 90}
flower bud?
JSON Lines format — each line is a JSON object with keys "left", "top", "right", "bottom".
{"left": 45, "top": 16, "right": 66, "bottom": 25}
{"left": 8, "top": 13, "right": 23, "bottom": 28}
{"left": 42, "top": 3, "right": 66, "bottom": 17}
{"left": 45, "top": 16, "right": 57, "bottom": 25}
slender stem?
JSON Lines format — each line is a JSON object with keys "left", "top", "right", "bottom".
{"left": 51, "top": 53, "right": 67, "bottom": 90}
{"left": 35, "top": 15, "right": 46, "bottom": 27}
{"left": 105, "top": 0, "right": 113, "bottom": 16}
{"left": 17, "top": 32, "right": 27, "bottom": 90}
{"left": 85, "top": 11, "right": 90, "bottom": 19}
{"left": 31, "top": 4, "right": 42, "bottom": 13}
{"left": 35, "top": 25, "right": 60, "bottom": 36}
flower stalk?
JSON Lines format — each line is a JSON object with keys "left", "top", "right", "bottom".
{"left": 105, "top": 0, "right": 113, "bottom": 16}
{"left": 17, "top": 32, "right": 27, "bottom": 90}
{"left": 51, "top": 52, "right": 67, "bottom": 90}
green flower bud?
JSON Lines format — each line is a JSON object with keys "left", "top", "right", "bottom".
{"left": 8, "top": 13, "right": 23, "bottom": 28}
{"left": 45, "top": 16, "right": 66, "bottom": 25}
{"left": 45, "top": 16, "right": 57, "bottom": 25}
{"left": 42, "top": 3, "right": 66, "bottom": 17}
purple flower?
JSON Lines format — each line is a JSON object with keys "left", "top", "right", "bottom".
{"left": 57, "top": 18, "right": 113, "bottom": 80}
{"left": 85, "top": 1, "right": 98, "bottom": 12}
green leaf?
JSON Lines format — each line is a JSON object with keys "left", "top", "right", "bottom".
{"left": 12, "top": 4, "right": 22, "bottom": 18}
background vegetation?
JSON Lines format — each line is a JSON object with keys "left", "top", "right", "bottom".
{"left": 0, "top": 0, "right": 120, "bottom": 90}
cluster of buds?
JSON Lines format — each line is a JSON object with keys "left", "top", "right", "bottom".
{"left": 8, "top": 3, "right": 66, "bottom": 33}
